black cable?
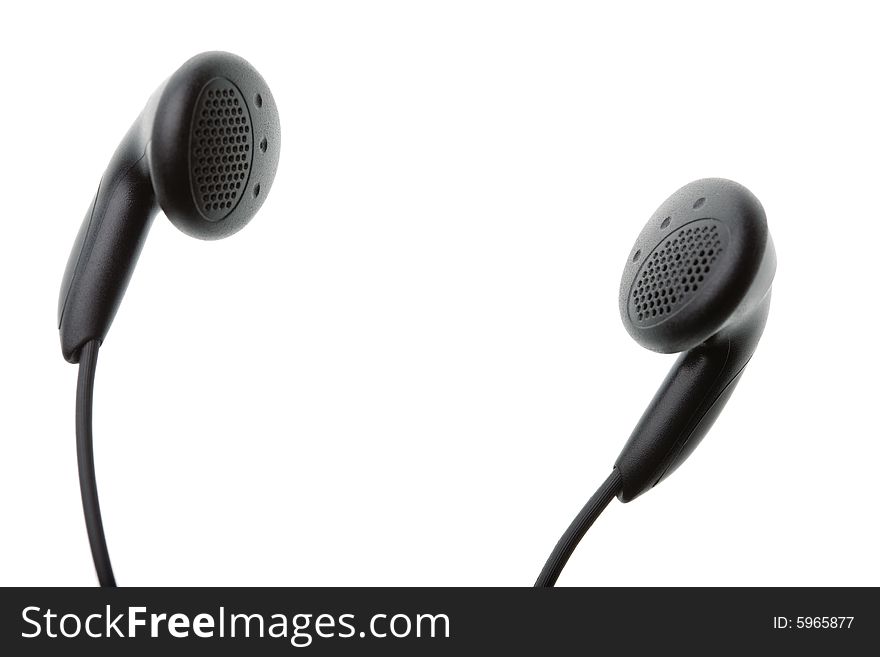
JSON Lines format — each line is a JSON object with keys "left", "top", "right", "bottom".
{"left": 76, "top": 339, "right": 117, "bottom": 587}
{"left": 73, "top": 335, "right": 619, "bottom": 589}
{"left": 534, "top": 469, "right": 622, "bottom": 587}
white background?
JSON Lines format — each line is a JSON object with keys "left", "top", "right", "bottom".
{"left": 1, "top": 1, "right": 878, "bottom": 586}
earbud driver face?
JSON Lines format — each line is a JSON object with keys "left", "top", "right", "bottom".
{"left": 619, "top": 179, "right": 774, "bottom": 354}
{"left": 149, "top": 52, "right": 281, "bottom": 240}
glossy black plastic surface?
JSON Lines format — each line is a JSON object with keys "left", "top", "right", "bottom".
{"left": 614, "top": 179, "right": 775, "bottom": 501}
{"left": 58, "top": 52, "right": 280, "bottom": 362}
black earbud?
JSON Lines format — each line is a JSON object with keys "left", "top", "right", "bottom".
{"left": 614, "top": 178, "right": 775, "bottom": 500}
{"left": 58, "top": 51, "right": 280, "bottom": 363}
{"left": 537, "top": 178, "right": 775, "bottom": 586}
{"left": 60, "top": 52, "right": 280, "bottom": 587}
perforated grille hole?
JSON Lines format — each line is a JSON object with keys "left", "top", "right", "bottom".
{"left": 190, "top": 80, "right": 253, "bottom": 220}
{"left": 629, "top": 219, "right": 725, "bottom": 324}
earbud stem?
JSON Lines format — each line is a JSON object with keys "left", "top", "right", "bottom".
{"left": 613, "top": 292, "right": 771, "bottom": 502}
{"left": 58, "top": 121, "right": 158, "bottom": 363}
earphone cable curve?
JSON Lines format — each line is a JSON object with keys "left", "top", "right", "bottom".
{"left": 76, "top": 338, "right": 117, "bottom": 587}
{"left": 534, "top": 469, "right": 622, "bottom": 587}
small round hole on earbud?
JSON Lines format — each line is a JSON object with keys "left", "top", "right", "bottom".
{"left": 661, "top": 216, "right": 671, "bottom": 229}
{"left": 253, "top": 184, "right": 261, "bottom": 198}
{"left": 254, "top": 93, "right": 263, "bottom": 108}
{"left": 260, "top": 137, "right": 268, "bottom": 153}
{"left": 693, "top": 197, "right": 705, "bottom": 209}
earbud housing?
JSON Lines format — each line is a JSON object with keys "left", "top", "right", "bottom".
{"left": 620, "top": 178, "right": 774, "bottom": 354}
{"left": 58, "top": 52, "right": 280, "bottom": 363}
{"left": 613, "top": 179, "right": 775, "bottom": 501}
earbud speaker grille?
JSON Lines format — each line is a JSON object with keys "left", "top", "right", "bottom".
{"left": 629, "top": 219, "right": 726, "bottom": 325}
{"left": 190, "top": 79, "right": 253, "bottom": 221}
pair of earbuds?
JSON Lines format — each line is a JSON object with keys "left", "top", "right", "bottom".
{"left": 58, "top": 52, "right": 776, "bottom": 587}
